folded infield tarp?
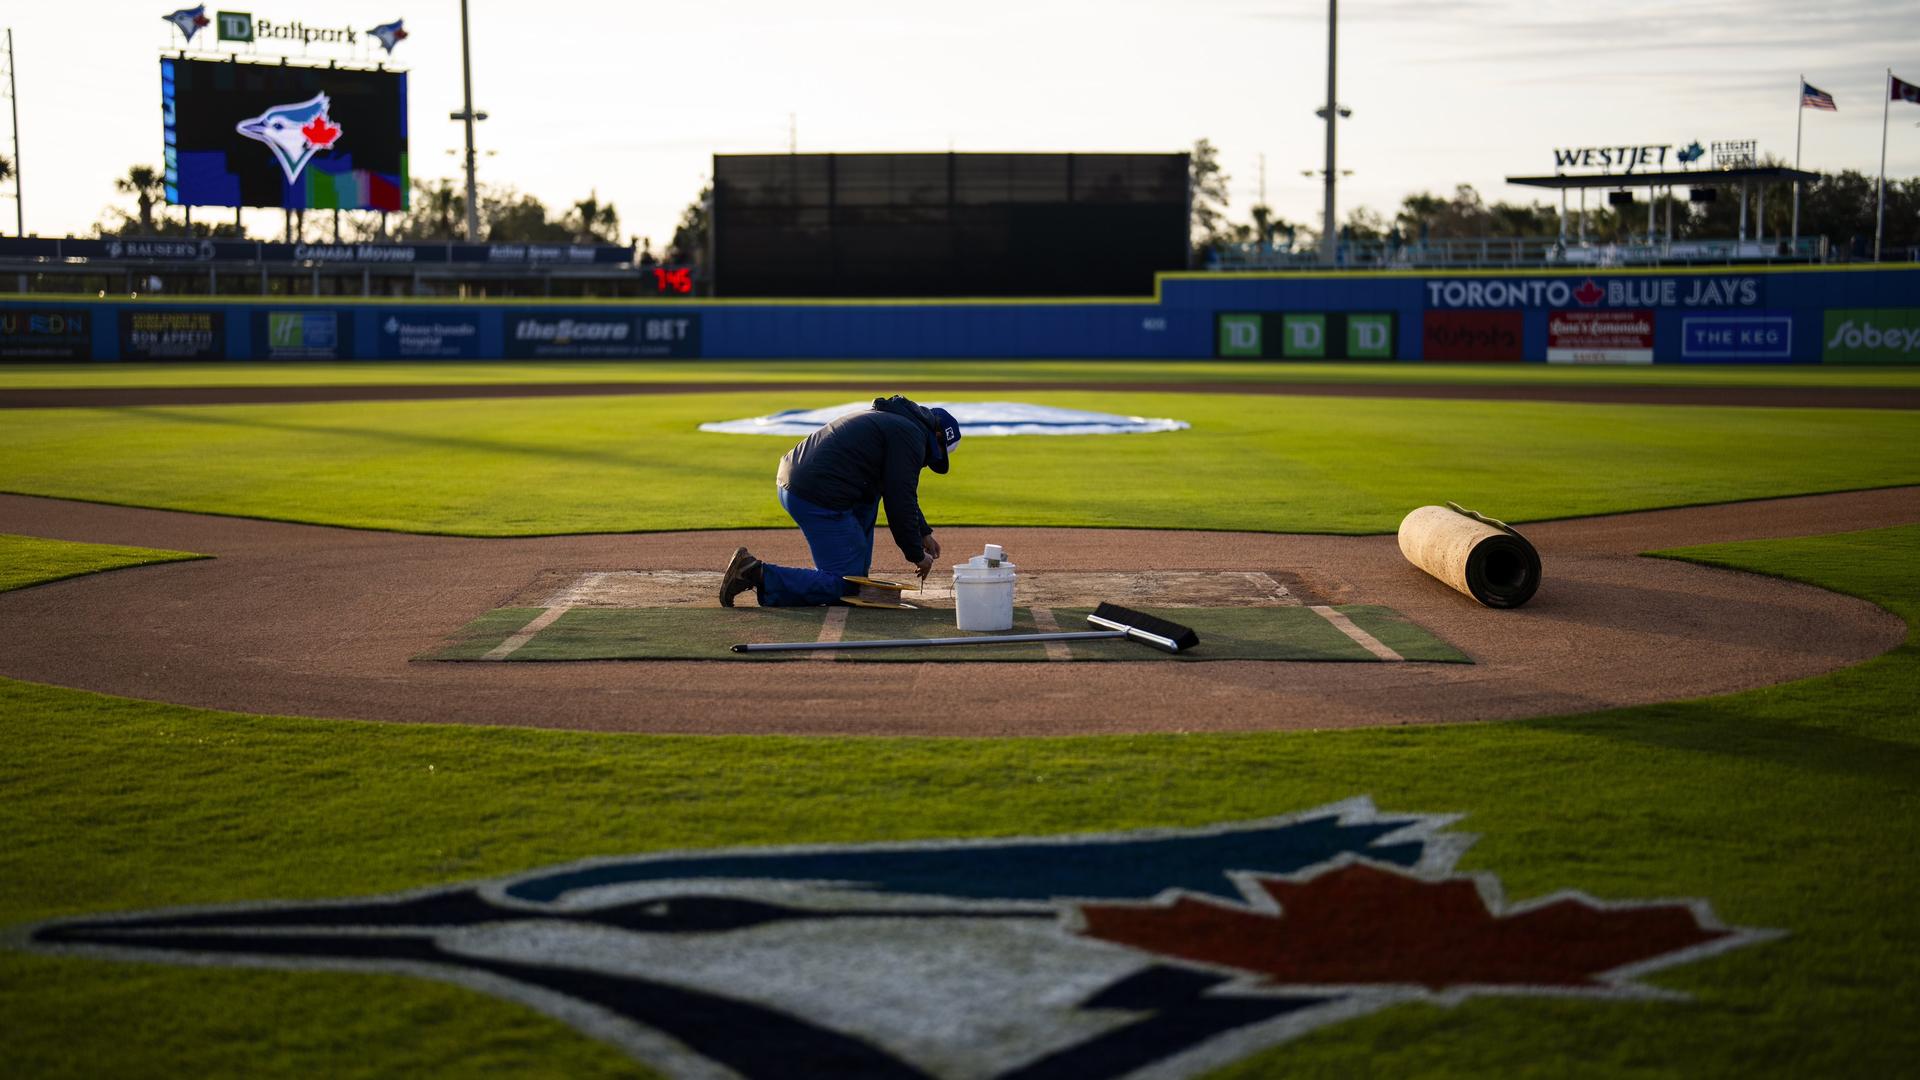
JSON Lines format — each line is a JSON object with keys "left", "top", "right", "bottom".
{"left": 1397, "top": 503, "right": 1542, "bottom": 608}
{"left": 699, "top": 401, "right": 1189, "bottom": 437}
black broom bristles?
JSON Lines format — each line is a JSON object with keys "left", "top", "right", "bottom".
{"left": 1088, "top": 603, "right": 1200, "bottom": 653}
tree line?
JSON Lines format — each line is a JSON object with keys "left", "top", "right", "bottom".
{"left": 77, "top": 152, "right": 1918, "bottom": 263}
{"left": 1189, "top": 139, "right": 1920, "bottom": 259}
{"left": 89, "top": 166, "right": 655, "bottom": 253}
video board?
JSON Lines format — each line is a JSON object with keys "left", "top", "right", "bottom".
{"left": 162, "top": 57, "right": 408, "bottom": 211}
{"left": 713, "top": 153, "right": 1189, "bottom": 297}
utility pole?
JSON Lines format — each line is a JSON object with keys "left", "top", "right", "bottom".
{"left": 1319, "top": 0, "right": 1338, "bottom": 266}
{"left": 5, "top": 29, "right": 21, "bottom": 237}
{"left": 451, "top": 0, "right": 486, "bottom": 241}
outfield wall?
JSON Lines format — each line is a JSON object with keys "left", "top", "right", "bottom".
{"left": 4, "top": 265, "right": 1917, "bottom": 363}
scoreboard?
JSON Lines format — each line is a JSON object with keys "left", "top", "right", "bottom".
{"left": 712, "top": 153, "right": 1189, "bottom": 298}
{"left": 163, "top": 57, "right": 408, "bottom": 211}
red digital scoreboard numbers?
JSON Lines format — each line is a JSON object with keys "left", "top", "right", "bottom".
{"left": 651, "top": 267, "right": 693, "bottom": 295}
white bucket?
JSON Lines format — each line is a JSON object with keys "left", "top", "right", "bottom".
{"left": 952, "top": 544, "right": 1016, "bottom": 631}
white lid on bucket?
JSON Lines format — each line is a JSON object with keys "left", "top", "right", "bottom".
{"left": 953, "top": 544, "right": 1016, "bottom": 584}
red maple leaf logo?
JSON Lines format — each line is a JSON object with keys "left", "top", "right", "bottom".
{"left": 301, "top": 116, "right": 342, "bottom": 149}
{"left": 1078, "top": 863, "right": 1735, "bottom": 991}
{"left": 1574, "top": 278, "right": 1605, "bottom": 305}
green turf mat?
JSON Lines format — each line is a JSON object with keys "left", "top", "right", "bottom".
{"left": 1339, "top": 604, "right": 1475, "bottom": 662}
{"left": 420, "top": 604, "right": 1468, "bottom": 663}
{"left": 419, "top": 607, "right": 547, "bottom": 661}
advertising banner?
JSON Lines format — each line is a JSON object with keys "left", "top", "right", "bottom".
{"left": 505, "top": 314, "right": 700, "bottom": 359}
{"left": 1822, "top": 310, "right": 1920, "bottom": 364}
{"left": 163, "top": 57, "right": 408, "bottom": 211}
{"left": 1679, "top": 313, "right": 1793, "bottom": 362}
{"left": 255, "top": 310, "right": 350, "bottom": 359}
{"left": 1548, "top": 309, "right": 1654, "bottom": 364}
{"left": 122, "top": 310, "right": 225, "bottom": 360}
{"left": 377, "top": 313, "right": 485, "bottom": 359}
{"left": 505, "top": 314, "right": 641, "bottom": 359}
{"left": 0, "top": 309, "right": 91, "bottom": 360}
{"left": 636, "top": 314, "right": 701, "bottom": 358}
{"left": 1422, "top": 311, "right": 1524, "bottom": 361}
{"left": 1214, "top": 313, "right": 1395, "bottom": 359}
{"left": 1427, "top": 276, "right": 1758, "bottom": 309}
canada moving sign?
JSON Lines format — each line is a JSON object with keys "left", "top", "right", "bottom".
{"left": 1548, "top": 309, "right": 1654, "bottom": 364}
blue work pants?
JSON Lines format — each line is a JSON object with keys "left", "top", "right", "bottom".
{"left": 758, "top": 486, "right": 880, "bottom": 607}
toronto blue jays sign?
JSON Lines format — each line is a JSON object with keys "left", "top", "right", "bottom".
{"left": 23, "top": 799, "right": 1774, "bottom": 1077}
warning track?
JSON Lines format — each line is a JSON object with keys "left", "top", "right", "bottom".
{"left": 0, "top": 487, "right": 1913, "bottom": 736}
{"left": 4, "top": 380, "right": 1919, "bottom": 410}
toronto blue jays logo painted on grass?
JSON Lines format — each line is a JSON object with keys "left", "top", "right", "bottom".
{"left": 24, "top": 798, "right": 1776, "bottom": 1078}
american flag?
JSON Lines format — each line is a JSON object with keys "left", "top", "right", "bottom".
{"left": 1801, "top": 81, "right": 1837, "bottom": 111}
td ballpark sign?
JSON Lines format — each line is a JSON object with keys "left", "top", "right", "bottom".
{"left": 1426, "top": 276, "right": 1759, "bottom": 309}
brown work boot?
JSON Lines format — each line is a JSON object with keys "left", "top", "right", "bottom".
{"left": 719, "top": 546, "right": 763, "bottom": 607}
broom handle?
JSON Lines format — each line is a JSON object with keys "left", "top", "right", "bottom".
{"left": 732, "top": 630, "right": 1127, "bottom": 653}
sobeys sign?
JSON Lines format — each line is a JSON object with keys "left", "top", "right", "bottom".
{"left": 1823, "top": 310, "right": 1920, "bottom": 363}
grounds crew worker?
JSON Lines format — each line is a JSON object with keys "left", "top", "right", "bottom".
{"left": 720, "top": 395, "right": 962, "bottom": 607}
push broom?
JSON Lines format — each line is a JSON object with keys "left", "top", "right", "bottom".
{"left": 731, "top": 603, "right": 1199, "bottom": 655}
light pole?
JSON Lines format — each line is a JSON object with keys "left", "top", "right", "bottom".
{"left": 1319, "top": 0, "right": 1338, "bottom": 266}
{"left": 451, "top": 0, "right": 487, "bottom": 241}
{"left": 6, "top": 28, "right": 20, "bottom": 238}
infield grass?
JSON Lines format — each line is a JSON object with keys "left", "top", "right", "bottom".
{"left": 4, "top": 391, "right": 1917, "bottom": 535}
{"left": 0, "top": 533, "right": 206, "bottom": 592}
{"left": 2, "top": 525, "right": 1917, "bottom": 1077}
{"left": 3, "top": 359, "right": 1919, "bottom": 390}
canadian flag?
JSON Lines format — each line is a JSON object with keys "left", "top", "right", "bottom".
{"left": 1894, "top": 73, "right": 1920, "bottom": 105}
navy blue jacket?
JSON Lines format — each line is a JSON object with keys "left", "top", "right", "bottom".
{"left": 777, "top": 397, "right": 943, "bottom": 561}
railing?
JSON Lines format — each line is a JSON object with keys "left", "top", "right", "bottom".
{"left": 1207, "top": 235, "right": 1831, "bottom": 271}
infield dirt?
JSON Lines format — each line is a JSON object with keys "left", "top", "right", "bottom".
{"left": 0, "top": 487, "right": 1913, "bottom": 736}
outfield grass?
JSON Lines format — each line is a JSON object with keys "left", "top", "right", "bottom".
{"left": 2, "top": 360, "right": 1919, "bottom": 390}
{"left": 4, "top": 391, "right": 1917, "bottom": 535}
{"left": 0, "top": 533, "right": 206, "bottom": 592}
{"left": 1, "top": 526, "right": 1915, "bottom": 1077}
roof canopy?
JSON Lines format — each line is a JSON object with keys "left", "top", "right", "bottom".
{"left": 1505, "top": 166, "right": 1820, "bottom": 190}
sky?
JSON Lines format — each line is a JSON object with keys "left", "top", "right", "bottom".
{"left": 4, "top": 0, "right": 1917, "bottom": 246}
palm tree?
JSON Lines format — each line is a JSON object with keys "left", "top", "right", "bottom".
{"left": 115, "top": 165, "right": 166, "bottom": 235}
{"left": 566, "top": 191, "right": 619, "bottom": 245}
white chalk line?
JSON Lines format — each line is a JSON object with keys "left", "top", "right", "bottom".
{"left": 1310, "top": 606, "right": 1405, "bottom": 662}
{"left": 812, "top": 606, "right": 849, "bottom": 660}
{"left": 1028, "top": 607, "right": 1075, "bottom": 661}
{"left": 484, "top": 605, "right": 573, "bottom": 661}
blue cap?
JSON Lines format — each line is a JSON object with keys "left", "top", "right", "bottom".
{"left": 929, "top": 407, "right": 961, "bottom": 453}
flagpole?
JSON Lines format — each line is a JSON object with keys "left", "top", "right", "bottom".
{"left": 1876, "top": 69, "right": 1889, "bottom": 262}
{"left": 1793, "top": 74, "right": 1803, "bottom": 251}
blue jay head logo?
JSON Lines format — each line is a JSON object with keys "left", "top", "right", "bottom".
{"left": 369, "top": 19, "right": 408, "bottom": 53}
{"left": 164, "top": 5, "right": 210, "bottom": 43}
{"left": 20, "top": 798, "right": 1775, "bottom": 1078}
{"left": 236, "top": 93, "right": 342, "bottom": 185}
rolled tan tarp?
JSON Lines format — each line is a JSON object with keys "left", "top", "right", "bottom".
{"left": 1398, "top": 503, "right": 1541, "bottom": 608}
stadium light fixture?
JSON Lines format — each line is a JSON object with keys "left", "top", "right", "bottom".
{"left": 1319, "top": 0, "right": 1340, "bottom": 266}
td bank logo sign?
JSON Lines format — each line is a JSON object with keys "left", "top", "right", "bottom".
{"left": 1218, "top": 312, "right": 1397, "bottom": 359}
{"left": 1823, "top": 310, "right": 1920, "bottom": 363}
